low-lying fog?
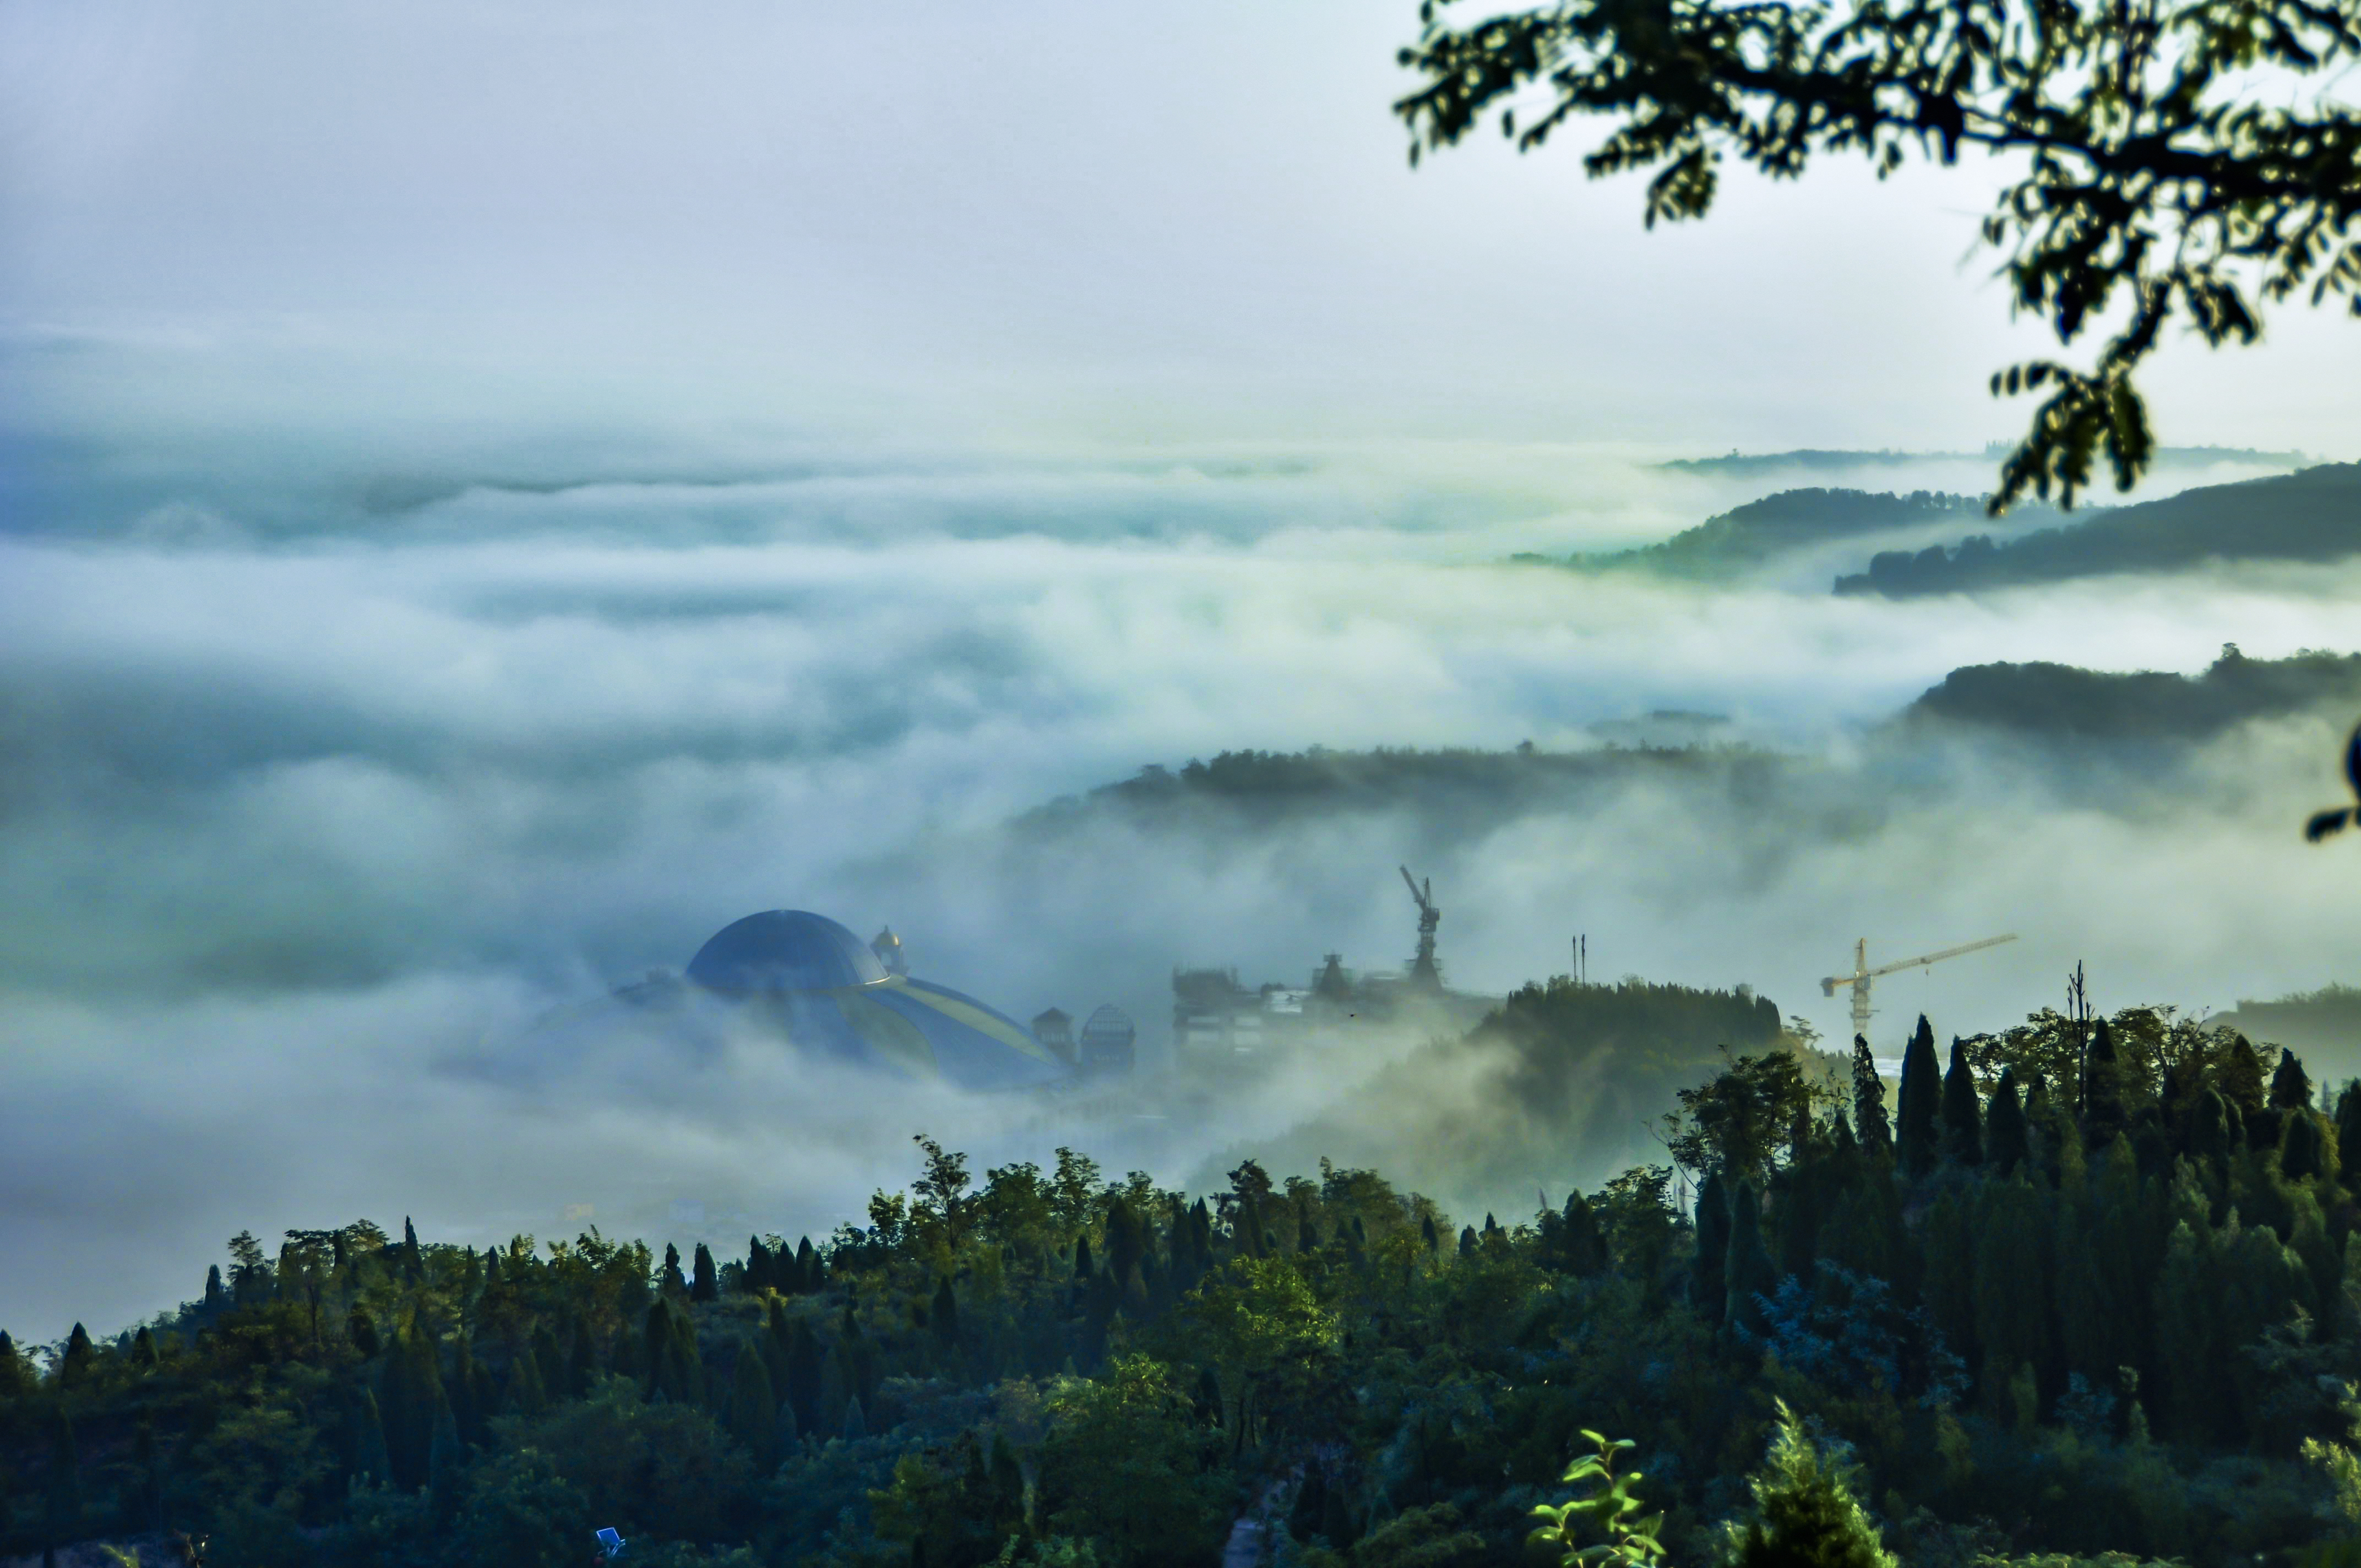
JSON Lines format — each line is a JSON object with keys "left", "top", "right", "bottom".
{"left": 7, "top": 407, "right": 2361, "bottom": 1342}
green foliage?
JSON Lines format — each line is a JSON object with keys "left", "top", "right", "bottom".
{"left": 1395, "top": 0, "right": 2361, "bottom": 510}
{"left": 1036, "top": 1357, "right": 1230, "bottom": 1568}
{"left": 1720, "top": 1401, "right": 1896, "bottom": 1567}
{"left": 1529, "top": 1429, "right": 1667, "bottom": 1567}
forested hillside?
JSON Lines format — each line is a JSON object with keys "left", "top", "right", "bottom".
{"left": 7, "top": 1000, "right": 2361, "bottom": 1567}
{"left": 1534, "top": 489, "right": 1988, "bottom": 579}
{"left": 1834, "top": 464, "right": 2361, "bottom": 597}
{"left": 1898, "top": 646, "right": 2361, "bottom": 743}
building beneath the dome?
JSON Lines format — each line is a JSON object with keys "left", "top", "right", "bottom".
{"left": 1031, "top": 1008, "right": 1076, "bottom": 1066}
{"left": 1076, "top": 1005, "right": 1138, "bottom": 1076}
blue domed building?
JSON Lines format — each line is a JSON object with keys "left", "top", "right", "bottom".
{"left": 611, "top": 910, "right": 1070, "bottom": 1091}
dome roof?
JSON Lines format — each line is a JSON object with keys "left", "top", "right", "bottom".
{"left": 666, "top": 908, "right": 1070, "bottom": 1092}
{"left": 686, "top": 910, "right": 889, "bottom": 993}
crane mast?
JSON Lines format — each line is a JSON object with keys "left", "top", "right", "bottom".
{"left": 1400, "top": 865, "right": 1443, "bottom": 991}
{"left": 1820, "top": 932, "right": 2016, "bottom": 1044}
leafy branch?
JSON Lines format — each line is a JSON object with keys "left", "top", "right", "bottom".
{"left": 1528, "top": 1429, "right": 1669, "bottom": 1567}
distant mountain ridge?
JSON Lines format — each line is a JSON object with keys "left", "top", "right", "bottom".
{"left": 1896, "top": 645, "right": 2361, "bottom": 741}
{"left": 1526, "top": 487, "right": 1996, "bottom": 579}
{"left": 1835, "top": 462, "right": 2361, "bottom": 596}
{"left": 1662, "top": 443, "right": 2310, "bottom": 478}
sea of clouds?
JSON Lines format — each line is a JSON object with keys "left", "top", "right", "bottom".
{"left": 7, "top": 383, "right": 2361, "bottom": 1343}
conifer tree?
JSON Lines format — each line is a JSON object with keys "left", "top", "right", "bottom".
{"left": 203, "top": 1264, "right": 227, "bottom": 1315}
{"left": 1421, "top": 1214, "right": 1441, "bottom": 1254}
{"left": 1690, "top": 1172, "right": 1731, "bottom": 1326}
{"left": 1986, "top": 1068, "right": 2029, "bottom": 1173}
{"left": 796, "top": 1235, "right": 822, "bottom": 1293}
{"left": 379, "top": 1321, "right": 447, "bottom": 1490}
{"left": 746, "top": 1236, "right": 773, "bottom": 1294}
{"left": 785, "top": 1319, "right": 823, "bottom": 1436}
{"left": 692, "top": 1243, "right": 720, "bottom": 1303}
{"left": 932, "top": 1277, "right": 961, "bottom": 1347}
{"left": 1722, "top": 1401, "right": 1897, "bottom": 1568}
{"left": 2272, "top": 1049, "right": 2315, "bottom": 1110}
{"left": 1724, "top": 1181, "right": 1776, "bottom": 1336}
{"left": 566, "top": 1319, "right": 597, "bottom": 1398}
{"left": 349, "top": 1305, "right": 381, "bottom": 1359}
{"left": 1562, "top": 1193, "right": 1608, "bottom": 1277}
{"left": 1851, "top": 1036, "right": 1892, "bottom": 1159}
{"left": 662, "top": 1243, "right": 688, "bottom": 1297}
{"left": 0, "top": 1331, "right": 25, "bottom": 1399}
{"left": 60, "top": 1322, "right": 93, "bottom": 1385}
{"left": 1896, "top": 1016, "right": 1941, "bottom": 1177}
{"left": 44, "top": 1408, "right": 83, "bottom": 1549}
{"left": 2222, "top": 1035, "right": 2268, "bottom": 1119}
{"left": 353, "top": 1385, "right": 393, "bottom": 1488}
{"left": 774, "top": 1394, "right": 802, "bottom": 1457}
{"left": 2285, "top": 1107, "right": 2330, "bottom": 1182}
{"left": 842, "top": 1394, "right": 867, "bottom": 1440}
{"left": 2332, "top": 1084, "right": 2361, "bottom": 1191}
{"left": 2083, "top": 1019, "right": 2128, "bottom": 1144}
{"left": 2192, "top": 1087, "right": 2235, "bottom": 1165}
{"left": 725, "top": 1339, "right": 779, "bottom": 1468}
{"left": 1458, "top": 1226, "right": 1479, "bottom": 1257}
{"left": 427, "top": 1393, "right": 463, "bottom": 1525}
{"left": 132, "top": 1325, "right": 158, "bottom": 1370}
{"left": 401, "top": 1217, "right": 423, "bottom": 1280}
{"left": 131, "top": 1417, "right": 161, "bottom": 1529}
{"left": 1941, "top": 1039, "right": 1984, "bottom": 1166}
{"left": 505, "top": 1344, "right": 550, "bottom": 1416}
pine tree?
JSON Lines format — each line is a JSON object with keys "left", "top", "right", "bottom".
{"left": 725, "top": 1338, "right": 780, "bottom": 1468}
{"left": 1896, "top": 1016, "right": 1941, "bottom": 1178}
{"left": 60, "top": 1322, "right": 94, "bottom": 1385}
{"left": 1851, "top": 1035, "right": 1893, "bottom": 1158}
{"left": 692, "top": 1243, "right": 720, "bottom": 1303}
{"left": 1986, "top": 1068, "right": 2029, "bottom": 1173}
{"left": 1691, "top": 1172, "right": 1731, "bottom": 1326}
{"left": 1724, "top": 1181, "right": 1776, "bottom": 1337}
{"left": 1941, "top": 1039, "right": 1984, "bottom": 1166}
{"left": 1722, "top": 1401, "right": 1897, "bottom": 1567}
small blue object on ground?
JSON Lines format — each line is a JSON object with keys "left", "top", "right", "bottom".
{"left": 596, "top": 1528, "right": 625, "bottom": 1558}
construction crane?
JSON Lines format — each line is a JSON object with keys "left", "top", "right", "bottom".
{"left": 1399, "top": 866, "right": 1443, "bottom": 990}
{"left": 1821, "top": 933, "right": 2016, "bottom": 1044}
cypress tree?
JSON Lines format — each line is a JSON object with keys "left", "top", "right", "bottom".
{"left": 1421, "top": 1214, "right": 1441, "bottom": 1254}
{"left": 132, "top": 1417, "right": 161, "bottom": 1529}
{"left": 2272, "top": 1049, "right": 2315, "bottom": 1110}
{"left": 1972, "top": 1177, "right": 2051, "bottom": 1411}
{"left": 1297, "top": 1211, "right": 1321, "bottom": 1254}
{"left": 45, "top": 1409, "right": 83, "bottom": 1548}
{"left": 2337, "top": 1082, "right": 2361, "bottom": 1190}
{"left": 401, "top": 1217, "right": 423, "bottom": 1280}
{"left": 0, "top": 1331, "right": 28, "bottom": 1399}
{"left": 349, "top": 1305, "right": 381, "bottom": 1359}
{"left": 1457, "top": 1226, "right": 1478, "bottom": 1257}
{"left": 1941, "top": 1039, "right": 1984, "bottom": 1166}
{"left": 725, "top": 1340, "right": 780, "bottom": 1467}
{"left": 932, "top": 1277, "right": 961, "bottom": 1347}
{"left": 819, "top": 1337, "right": 853, "bottom": 1433}
{"left": 2284, "top": 1108, "right": 2329, "bottom": 1183}
{"left": 1562, "top": 1193, "right": 1607, "bottom": 1277}
{"left": 203, "top": 1264, "right": 227, "bottom": 1315}
{"left": 746, "top": 1236, "right": 773, "bottom": 1294}
{"left": 662, "top": 1243, "right": 688, "bottom": 1297}
{"left": 1851, "top": 1036, "right": 1892, "bottom": 1158}
{"left": 2222, "top": 1035, "right": 2268, "bottom": 1120}
{"left": 692, "top": 1243, "right": 720, "bottom": 1303}
{"left": 2082, "top": 1019, "right": 2127, "bottom": 1144}
{"left": 796, "top": 1235, "right": 822, "bottom": 1293}
{"left": 785, "top": 1318, "right": 823, "bottom": 1435}
{"left": 774, "top": 1393, "right": 802, "bottom": 1456}
{"left": 1073, "top": 1234, "right": 1094, "bottom": 1286}
{"left": 842, "top": 1395, "right": 867, "bottom": 1440}
{"left": 427, "top": 1393, "right": 463, "bottom": 1526}
{"left": 60, "top": 1322, "right": 94, "bottom": 1385}
{"left": 132, "top": 1325, "right": 159, "bottom": 1370}
{"left": 1105, "top": 1197, "right": 1144, "bottom": 1281}
{"left": 1691, "top": 1172, "right": 1731, "bottom": 1326}
{"left": 1724, "top": 1181, "right": 1776, "bottom": 1336}
{"left": 505, "top": 1346, "right": 549, "bottom": 1415}
{"left": 1896, "top": 1016, "right": 1942, "bottom": 1178}
{"left": 2192, "top": 1087, "right": 2235, "bottom": 1166}
{"left": 1986, "top": 1068, "right": 2029, "bottom": 1174}
{"left": 377, "top": 1322, "right": 444, "bottom": 1490}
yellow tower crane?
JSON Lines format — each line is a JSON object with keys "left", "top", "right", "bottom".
{"left": 1821, "top": 933, "right": 2017, "bottom": 1045}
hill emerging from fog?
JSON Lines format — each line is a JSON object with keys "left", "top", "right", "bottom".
{"left": 1835, "top": 462, "right": 2361, "bottom": 596}
{"left": 1660, "top": 443, "right": 2308, "bottom": 478}
{"left": 1197, "top": 975, "right": 1797, "bottom": 1219}
{"left": 1898, "top": 645, "right": 2361, "bottom": 742}
{"left": 1532, "top": 487, "right": 1992, "bottom": 579}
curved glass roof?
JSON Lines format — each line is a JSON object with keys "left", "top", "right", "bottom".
{"left": 685, "top": 910, "right": 889, "bottom": 992}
